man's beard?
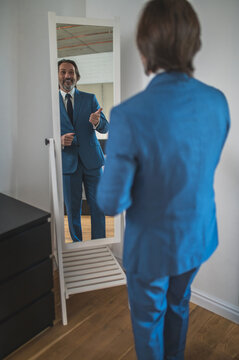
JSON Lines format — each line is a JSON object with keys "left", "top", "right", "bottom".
{"left": 62, "top": 79, "right": 75, "bottom": 92}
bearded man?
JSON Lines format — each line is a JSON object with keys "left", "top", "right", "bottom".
{"left": 58, "top": 59, "right": 108, "bottom": 242}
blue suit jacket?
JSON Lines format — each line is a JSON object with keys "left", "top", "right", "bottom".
{"left": 97, "top": 72, "right": 230, "bottom": 277}
{"left": 60, "top": 89, "right": 109, "bottom": 174}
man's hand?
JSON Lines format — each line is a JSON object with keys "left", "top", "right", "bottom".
{"left": 89, "top": 108, "right": 102, "bottom": 127}
{"left": 61, "top": 133, "right": 75, "bottom": 147}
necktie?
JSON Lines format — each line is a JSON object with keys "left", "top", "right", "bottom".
{"left": 65, "top": 93, "right": 73, "bottom": 125}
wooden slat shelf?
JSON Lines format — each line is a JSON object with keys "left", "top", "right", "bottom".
{"left": 62, "top": 245, "right": 126, "bottom": 298}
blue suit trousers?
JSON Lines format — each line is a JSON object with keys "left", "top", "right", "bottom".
{"left": 63, "top": 161, "right": 105, "bottom": 241}
{"left": 126, "top": 267, "right": 199, "bottom": 360}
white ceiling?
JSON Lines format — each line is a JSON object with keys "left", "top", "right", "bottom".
{"left": 57, "top": 23, "right": 113, "bottom": 58}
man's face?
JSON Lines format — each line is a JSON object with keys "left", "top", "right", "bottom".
{"left": 58, "top": 62, "right": 77, "bottom": 92}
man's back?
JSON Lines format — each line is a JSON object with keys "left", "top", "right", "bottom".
{"left": 98, "top": 71, "right": 230, "bottom": 277}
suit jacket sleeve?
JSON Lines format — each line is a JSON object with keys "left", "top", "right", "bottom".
{"left": 97, "top": 106, "right": 137, "bottom": 216}
{"left": 92, "top": 94, "right": 109, "bottom": 134}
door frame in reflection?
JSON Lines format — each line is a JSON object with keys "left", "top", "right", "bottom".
{"left": 48, "top": 12, "right": 121, "bottom": 251}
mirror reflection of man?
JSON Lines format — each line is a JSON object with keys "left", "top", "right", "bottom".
{"left": 58, "top": 59, "right": 109, "bottom": 241}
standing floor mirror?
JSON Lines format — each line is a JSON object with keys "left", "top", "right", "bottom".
{"left": 48, "top": 12, "right": 126, "bottom": 325}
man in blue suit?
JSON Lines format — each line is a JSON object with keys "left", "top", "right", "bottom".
{"left": 97, "top": 0, "right": 230, "bottom": 359}
{"left": 58, "top": 59, "right": 109, "bottom": 242}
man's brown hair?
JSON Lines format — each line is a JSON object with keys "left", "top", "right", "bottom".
{"left": 136, "top": 0, "right": 201, "bottom": 76}
{"left": 58, "top": 59, "right": 80, "bottom": 81}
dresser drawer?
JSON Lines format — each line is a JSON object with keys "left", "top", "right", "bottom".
{"left": 0, "top": 258, "right": 53, "bottom": 322}
{"left": 0, "top": 292, "right": 54, "bottom": 359}
{"left": 0, "top": 222, "right": 51, "bottom": 282}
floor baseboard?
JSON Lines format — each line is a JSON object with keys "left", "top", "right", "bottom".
{"left": 111, "top": 256, "right": 239, "bottom": 325}
{"left": 191, "top": 287, "right": 239, "bottom": 324}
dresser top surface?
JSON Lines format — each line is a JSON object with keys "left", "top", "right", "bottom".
{"left": 0, "top": 193, "right": 50, "bottom": 239}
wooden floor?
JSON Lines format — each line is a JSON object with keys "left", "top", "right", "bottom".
{"left": 5, "top": 272, "right": 239, "bottom": 360}
{"left": 64, "top": 215, "right": 114, "bottom": 243}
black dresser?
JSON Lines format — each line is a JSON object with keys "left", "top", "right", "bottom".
{"left": 0, "top": 193, "right": 55, "bottom": 359}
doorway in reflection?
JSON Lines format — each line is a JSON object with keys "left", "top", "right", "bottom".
{"left": 57, "top": 23, "right": 114, "bottom": 243}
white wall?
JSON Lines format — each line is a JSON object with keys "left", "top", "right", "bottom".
{"left": 60, "top": 52, "right": 113, "bottom": 85}
{"left": 86, "top": 0, "right": 146, "bottom": 102}
{"left": 189, "top": 0, "right": 239, "bottom": 321}
{"left": 0, "top": 0, "right": 85, "bottom": 210}
{"left": 0, "top": 1, "right": 19, "bottom": 197}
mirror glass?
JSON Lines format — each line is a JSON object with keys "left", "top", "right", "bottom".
{"left": 56, "top": 23, "right": 114, "bottom": 243}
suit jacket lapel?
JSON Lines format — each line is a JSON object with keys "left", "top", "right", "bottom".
{"left": 73, "top": 89, "right": 81, "bottom": 126}
{"left": 59, "top": 92, "right": 74, "bottom": 130}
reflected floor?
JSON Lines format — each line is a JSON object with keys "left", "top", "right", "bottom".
{"left": 64, "top": 215, "right": 114, "bottom": 242}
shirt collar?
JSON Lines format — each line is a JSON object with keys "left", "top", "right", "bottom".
{"left": 146, "top": 71, "right": 190, "bottom": 91}
{"left": 60, "top": 87, "right": 75, "bottom": 100}
{"left": 155, "top": 68, "right": 166, "bottom": 74}
{"left": 146, "top": 68, "right": 166, "bottom": 83}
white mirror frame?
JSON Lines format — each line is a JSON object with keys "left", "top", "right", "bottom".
{"left": 48, "top": 12, "right": 122, "bottom": 252}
